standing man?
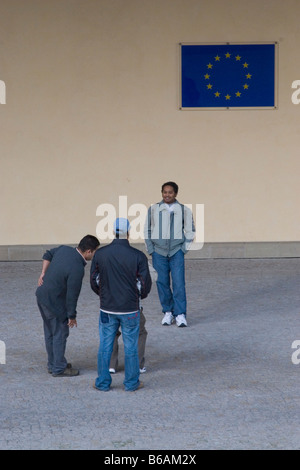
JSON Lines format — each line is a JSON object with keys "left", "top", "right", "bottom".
{"left": 145, "top": 182, "right": 195, "bottom": 327}
{"left": 36, "top": 235, "right": 100, "bottom": 377}
{"left": 90, "top": 218, "right": 152, "bottom": 392}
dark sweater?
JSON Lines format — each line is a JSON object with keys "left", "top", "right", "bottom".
{"left": 36, "top": 246, "right": 86, "bottom": 319}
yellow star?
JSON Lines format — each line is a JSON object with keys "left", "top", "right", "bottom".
{"left": 243, "top": 83, "right": 249, "bottom": 89}
{"left": 207, "top": 83, "right": 213, "bottom": 89}
{"left": 207, "top": 63, "right": 213, "bottom": 69}
{"left": 204, "top": 74, "right": 210, "bottom": 79}
{"left": 214, "top": 91, "right": 221, "bottom": 97}
{"left": 235, "top": 91, "right": 241, "bottom": 97}
{"left": 215, "top": 55, "right": 221, "bottom": 61}
{"left": 246, "top": 73, "right": 252, "bottom": 79}
{"left": 235, "top": 55, "right": 241, "bottom": 61}
{"left": 225, "top": 52, "right": 231, "bottom": 58}
{"left": 225, "top": 94, "right": 231, "bottom": 100}
{"left": 243, "top": 62, "right": 249, "bottom": 68}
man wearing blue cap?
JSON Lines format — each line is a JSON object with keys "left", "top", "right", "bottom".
{"left": 90, "top": 218, "right": 152, "bottom": 391}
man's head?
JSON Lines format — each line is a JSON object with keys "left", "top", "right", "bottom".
{"left": 113, "top": 218, "right": 130, "bottom": 239}
{"left": 161, "top": 181, "right": 178, "bottom": 204}
{"left": 78, "top": 235, "right": 100, "bottom": 260}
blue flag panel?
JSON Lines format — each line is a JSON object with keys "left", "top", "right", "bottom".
{"left": 181, "top": 43, "right": 276, "bottom": 108}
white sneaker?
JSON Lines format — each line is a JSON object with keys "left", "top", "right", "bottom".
{"left": 175, "top": 314, "right": 187, "bottom": 327}
{"left": 109, "top": 368, "right": 116, "bottom": 374}
{"left": 139, "top": 367, "right": 147, "bottom": 373}
{"left": 162, "top": 311, "right": 174, "bottom": 325}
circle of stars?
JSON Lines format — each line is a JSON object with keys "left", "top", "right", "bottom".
{"left": 203, "top": 52, "right": 252, "bottom": 102}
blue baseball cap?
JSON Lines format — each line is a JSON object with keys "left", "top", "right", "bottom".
{"left": 113, "top": 218, "right": 130, "bottom": 236}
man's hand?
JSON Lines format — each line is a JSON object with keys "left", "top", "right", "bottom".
{"left": 68, "top": 318, "right": 77, "bottom": 328}
{"left": 37, "top": 260, "right": 51, "bottom": 286}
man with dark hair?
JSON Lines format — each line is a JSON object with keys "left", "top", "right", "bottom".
{"left": 162, "top": 181, "right": 179, "bottom": 195}
{"left": 145, "top": 182, "right": 195, "bottom": 327}
{"left": 90, "top": 218, "right": 152, "bottom": 391}
{"left": 36, "top": 234, "right": 100, "bottom": 377}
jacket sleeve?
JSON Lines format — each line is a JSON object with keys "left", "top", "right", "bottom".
{"left": 90, "top": 253, "right": 100, "bottom": 295}
{"left": 65, "top": 269, "right": 84, "bottom": 319}
{"left": 181, "top": 206, "right": 196, "bottom": 254}
{"left": 42, "top": 246, "right": 59, "bottom": 262}
{"left": 137, "top": 253, "right": 152, "bottom": 300}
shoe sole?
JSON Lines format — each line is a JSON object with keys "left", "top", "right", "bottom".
{"left": 93, "top": 383, "right": 110, "bottom": 392}
{"left": 52, "top": 372, "right": 79, "bottom": 377}
{"left": 135, "top": 382, "right": 144, "bottom": 391}
{"left": 48, "top": 363, "right": 72, "bottom": 374}
{"left": 52, "top": 369, "right": 79, "bottom": 377}
{"left": 127, "top": 382, "right": 144, "bottom": 392}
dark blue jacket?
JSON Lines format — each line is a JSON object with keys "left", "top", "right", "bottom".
{"left": 36, "top": 246, "right": 86, "bottom": 319}
{"left": 90, "top": 239, "right": 152, "bottom": 313}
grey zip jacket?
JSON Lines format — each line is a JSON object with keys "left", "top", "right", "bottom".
{"left": 144, "top": 200, "right": 195, "bottom": 257}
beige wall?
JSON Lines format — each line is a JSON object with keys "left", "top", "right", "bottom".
{"left": 0, "top": 0, "right": 299, "bottom": 248}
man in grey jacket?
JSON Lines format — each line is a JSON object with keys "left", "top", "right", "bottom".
{"left": 145, "top": 182, "right": 195, "bottom": 327}
{"left": 36, "top": 235, "right": 100, "bottom": 377}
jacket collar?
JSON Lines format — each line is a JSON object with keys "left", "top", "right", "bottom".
{"left": 75, "top": 248, "right": 87, "bottom": 266}
{"left": 158, "top": 199, "right": 180, "bottom": 211}
{"left": 111, "top": 238, "right": 130, "bottom": 245}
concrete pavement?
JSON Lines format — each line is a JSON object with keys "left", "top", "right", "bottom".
{"left": 0, "top": 258, "right": 300, "bottom": 450}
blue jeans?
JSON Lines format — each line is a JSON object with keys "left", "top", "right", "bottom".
{"left": 95, "top": 310, "right": 140, "bottom": 391}
{"left": 152, "top": 250, "right": 187, "bottom": 317}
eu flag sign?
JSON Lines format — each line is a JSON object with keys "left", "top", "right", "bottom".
{"left": 180, "top": 43, "right": 276, "bottom": 109}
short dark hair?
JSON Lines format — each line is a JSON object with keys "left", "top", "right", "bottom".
{"left": 78, "top": 235, "right": 100, "bottom": 252}
{"left": 161, "top": 181, "right": 178, "bottom": 194}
